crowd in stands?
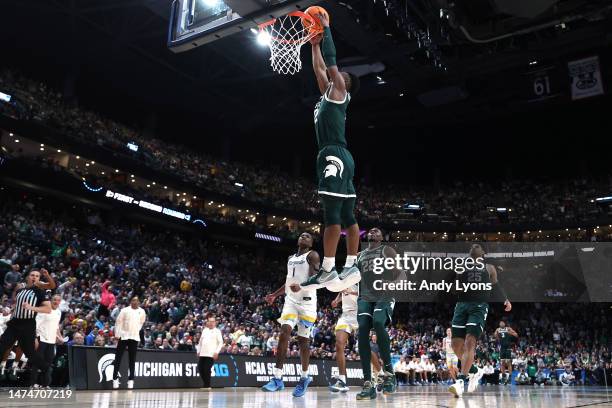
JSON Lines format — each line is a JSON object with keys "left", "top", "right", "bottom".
{"left": 0, "top": 192, "right": 610, "bottom": 387}
{"left": 2, "top": 68, "right": 612, "bottom": 229}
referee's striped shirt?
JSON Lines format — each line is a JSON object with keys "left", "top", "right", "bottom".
{"left": 13, "top": 287, "right": 46, "bottom": 320}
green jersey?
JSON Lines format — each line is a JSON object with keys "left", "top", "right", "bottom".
{"left": 314, "top": 87, "right": 350, "bottom": 149}
{"left": 498, "top": 327, "right": 514, "bottom": 351}
{"left": 357, "top": 244, "right": 394, "bottom": 302}
{"left": 456, "top": 263, "right": 491, "bottom": 303}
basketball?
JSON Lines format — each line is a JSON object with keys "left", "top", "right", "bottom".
{"left": 302, "top": 6, "right": 329, "bottom": 35}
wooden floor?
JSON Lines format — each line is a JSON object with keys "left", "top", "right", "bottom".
{"left": 2, "top": 385, "right": 611, "bottom": 408}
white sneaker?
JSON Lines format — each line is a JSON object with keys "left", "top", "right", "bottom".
{"left": 467, "top": 369, "right": 484, "bottom": 393}
{"left": 448, "top": 379, "right": 464, "bottom": 398}
{"left": 127, "top": 380, "right": 134, "bottom": 389}
{"left": 328, "top": 266, "right": 361, "bottom": 292}
{"left": 113, "top": 379, "right": 120, "bottom": 389}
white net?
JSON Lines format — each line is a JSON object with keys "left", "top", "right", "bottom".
{"left": 259, "top": 13, "right": 319, "bottom": 75}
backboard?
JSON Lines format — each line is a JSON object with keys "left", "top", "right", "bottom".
{"left": 168, "top": 0, "right": 320, "bottom": 53}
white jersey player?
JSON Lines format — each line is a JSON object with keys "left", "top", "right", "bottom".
{"left": 263, "top": 233, "right": 320, "bottom": 397}
{"left": 329, "top": 283, "right": 358, "bottom": 392}
{"left": 444, "top": 328, "right": 458, "bottom": 381}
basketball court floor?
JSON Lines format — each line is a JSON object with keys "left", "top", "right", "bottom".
{"left": 2, "top": 386, "right": 611, "bottom": 408}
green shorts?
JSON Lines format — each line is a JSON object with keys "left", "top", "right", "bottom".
{"left": 357, "top": 299, "right": 395, "bottom": 325}
{"left": 316, "top": 145, "right": 356, "bottom": 199}
{"left": 500, "top": 349, "right": 512, "bottom": 360}
{"left": 451, "top": 302, "right": 489, "bottom": 338}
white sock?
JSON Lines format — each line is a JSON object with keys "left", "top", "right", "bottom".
{"left": 0, "top": 361, "right": 5, "bottom": 369}
{"left": 344, "top": 255, "right": 357, "bottom": 267}
{"left": 322, "top": 257, "right": 335, "bottom": 272}
{"left": 301, "top": 370, "right": 309, "bottom": 379}
{"left": 274, "top": 367, "right": 283, "bottom": 379}
{"left": 339, "top": 374, "right": 346, "bottom": 383}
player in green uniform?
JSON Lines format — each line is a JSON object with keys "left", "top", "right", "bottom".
{"left": 448, "top": 243, "right": 512, "bottom": 398}
{"left": 300, "top": 11, "right": 362, "bottom": 293}
{"left": 355, "top": 228, "right": 401, "bottom": 400}
{"left": 494, "top": 321, "right": 518, "bottom": 385}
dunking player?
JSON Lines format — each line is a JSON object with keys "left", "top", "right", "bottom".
{"left": 328, "top": 284, "right": 358, "bottom": 392}
{"left": 443, "top": 328, "right": 459, "bottom": 383}
{"left": 355, "top": 228, "right": 401, "bottom": 400}
{"left": 301, "top": 11, "right": 361, "bottom": 292}
{"left": 494, "top": 321, "right": 518, "bottom": 385}
{"left": 263, "top": 233, "right": 320, "bottom": 397}
{"left": 448, "top": 243, "right": 511, "bottom": 397}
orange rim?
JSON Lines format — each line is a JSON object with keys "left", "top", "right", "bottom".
{"left": 258, "top": 10, "right": 321, "bottom": 44}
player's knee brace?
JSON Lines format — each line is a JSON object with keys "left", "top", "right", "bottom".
{"left": 321, "top": 196, "right": 343, "bottom": 226}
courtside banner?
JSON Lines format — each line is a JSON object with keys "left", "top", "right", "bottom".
{"left": 358, "top": 242, "right": 612, "bottom": 303}
{"left": 68, "top": 346, "right": 364, "bottom": 390}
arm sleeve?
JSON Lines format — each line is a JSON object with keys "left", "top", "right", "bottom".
{"left": 321, "top": 27, "right": 337, "bottom": 67}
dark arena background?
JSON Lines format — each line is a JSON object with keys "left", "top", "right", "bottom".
{"left": 1, "top": 0, "right": 612, "bottom": 407}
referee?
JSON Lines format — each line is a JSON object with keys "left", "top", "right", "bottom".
{"left": 0, "top": 270, "right": 52, "bottom": 387}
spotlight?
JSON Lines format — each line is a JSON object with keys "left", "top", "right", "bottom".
{"left": 257, "top": 31, "right": 271, "bottom": 46}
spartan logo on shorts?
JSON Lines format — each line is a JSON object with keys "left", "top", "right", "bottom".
{"left": 324, "top": 155, "right": 344, "bottom": 178}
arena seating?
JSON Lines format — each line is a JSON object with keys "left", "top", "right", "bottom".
{"left": 2, "top": 68, "right": 611, "bottom": 233}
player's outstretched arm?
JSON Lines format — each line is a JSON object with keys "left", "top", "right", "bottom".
{"left": 487, "top": 264, "right": 511, "bottom": 311}
{"left": 508, "top": 327, "right": 519, "bottom": 337}
{"left": 311, "top": 36, "right": 329, "bottom": 95}
{"left": 318, "top": 12, "right": 346, "bottom": 100}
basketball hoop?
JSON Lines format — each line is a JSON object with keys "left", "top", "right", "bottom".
{"left": 258, "top": 11, "right": 320, "bottom": 75}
